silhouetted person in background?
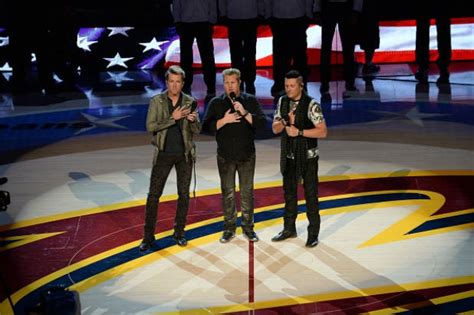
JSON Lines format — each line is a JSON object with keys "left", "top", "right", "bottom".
{"left": 415, "top": 1, "right": 451, "bottom": 84}
{"left": 358, "top": 0, "right": 380, "bottom": 75}
{"left": 265, "top": 0, "right": 313, "bottom": 97}
{"left": 7, "top": 1, "right": 79, "bottom": 95}
{"left": 219, "top": 0, "right": 264, "bottom": 95}
{"left": 314, "top": 0, "right": 363, "bottom": 100}
{"left": 46, "top": 2, "right": 81, "bottom": 92}
{"left": 172, "top": 0, "right": 217, "bottom": 101}
{"left": 7, "top": 1, "right": 51, "bottom": 94}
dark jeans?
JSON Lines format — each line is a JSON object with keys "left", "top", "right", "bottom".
{"left": 177, "top": 22, "right": 216, "bottom": 94}
{"left": 227, "top": 18, "right": 258, "bottom": 87}
{"left": 217, "top": 153, "right": 256, "bottom": 233}
{"left": 282, "top": 157, "right": 320, "bottom": 237}
{"left": 320, "top": 4, "right": 356, "bottom": 88}
{"left": 143, "top": 154, "right": 192, "bottom": 243}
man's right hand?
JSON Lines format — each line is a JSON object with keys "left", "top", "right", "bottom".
{"left": 217, "top": 109, "right": 241, "bottom": 129}
{"left": 223, "top": 109, "right": 241, "bottom": 124}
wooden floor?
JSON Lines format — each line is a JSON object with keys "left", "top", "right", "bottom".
{"left": 0, "top": 63, "right": 473, "bottom": 314}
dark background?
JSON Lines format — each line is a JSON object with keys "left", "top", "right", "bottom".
{"left": 0, "top": 0, "right": 473, "bottom": 27}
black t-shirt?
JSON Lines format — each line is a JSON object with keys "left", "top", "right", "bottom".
{"left": 202, "top": 93, "right": 266, "bottom": 161}
{"left": 162, "top": 96, "right": 184, "bottom": 155}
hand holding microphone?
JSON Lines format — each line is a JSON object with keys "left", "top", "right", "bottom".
{"left": 229, "top": 92, "right": 248, "bottom": 117}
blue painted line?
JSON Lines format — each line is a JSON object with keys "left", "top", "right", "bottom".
{"left": 12, "top": 191, "right": 438, "bottom": 313}
{"left": 409, "top": 213, "right": 474, "bottom": 234}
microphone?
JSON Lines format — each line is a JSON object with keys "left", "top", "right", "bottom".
{"left": 228, "top": 92, "right": 237, "bottom": 113}
{"left": 229, "top": 92, "right": 245, "bottom": 116}
{"left": 229, "top": 92, "right": 237, "bottom": 102}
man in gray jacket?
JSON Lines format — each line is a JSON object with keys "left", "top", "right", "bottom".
{"left": 139, "top": 65, "right": 201, "bottom": 252}
{"left": 172, "top": 0, "right": 217, "bottom": 101}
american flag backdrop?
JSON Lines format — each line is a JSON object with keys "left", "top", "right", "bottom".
{"left": 0, "top": 18, "right": 473, "bottom": 72}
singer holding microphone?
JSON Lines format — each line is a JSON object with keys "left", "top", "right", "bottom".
{"left": 203, "top": 68, "right": 266, "bottom": 243}
{"left": 271, "top": 70, "right": 327, "bottom": 248}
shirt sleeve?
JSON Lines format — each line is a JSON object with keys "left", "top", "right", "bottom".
{"left": 202, "top": 99, "right": 218, "bottom": 132}
{"left": 273, "top": 97, "right": 283, "bottom": 121}
{"left": 308, "top": 98, "right": 325, "bottom": 125}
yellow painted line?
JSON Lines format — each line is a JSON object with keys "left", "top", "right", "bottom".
{"left": 154, "top": 276, "right": 474, "bottom": 315}
{"left": 318, "top": 170, "right": 474, "bottom": 182}
{"left": 1, "top": 170, "right": 472, "bottom": 232}
{"left": 0, "top": 187, "right": 224, "bottom": 232}
{"left": 0, "top": 232, "right": 65, "bottom": 252}
{"left": 427, "top": 208, "right": 474, "bottom": 220}
{"left": 359, "top": 190, "right": 445, "bottom": 247}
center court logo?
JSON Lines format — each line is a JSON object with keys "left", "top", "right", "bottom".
{"left": 0, "top": 171, "right": 472, "bottom": 313}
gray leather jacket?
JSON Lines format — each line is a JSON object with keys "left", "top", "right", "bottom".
{"left": 146, "top": 91, "right": 201, "bottom": 164}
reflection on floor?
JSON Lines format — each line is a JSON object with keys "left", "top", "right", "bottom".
{"left": 0, "top": 63, "right": 473, "bottom": 314}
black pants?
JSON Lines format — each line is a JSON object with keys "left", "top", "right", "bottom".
{"left": 282, "top": 157, "right": 320, "bottom": 238}
{"left": 416, "top": 16, "right": 451, "bottom": 71}
{"left": 270, "top": 17, "right": 309, "bottom": 92}
{"left": 227, "top": 18, "right": 258, "bottom": 89}
{"left": 320, "top": 4, "right": 356, "bottom": 88}
{"left": 143, "top": 154, "right": 192, "bottom": 243}
{"left": 217, "top": 154, "right": 256, "bottom": 233}
{"left": 177, "top": 22, "right": 216, "bottom": 94}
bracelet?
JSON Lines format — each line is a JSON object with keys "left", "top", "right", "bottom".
{"left": 243, "top": 111, "right": 249, "bottom": 117}
{"left": 298, "top": 129, "right": 304, "bottom": 137}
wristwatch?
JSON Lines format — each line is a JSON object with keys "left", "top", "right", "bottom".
{"left": 298, "top": 129, "right": 304, "bottom": 137}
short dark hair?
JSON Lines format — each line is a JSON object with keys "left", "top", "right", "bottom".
{"left": 285, "top": 70, "right": 303, "bottom": 86}
{"left": 285, "top": 70, "right": 302, "bottom": 80}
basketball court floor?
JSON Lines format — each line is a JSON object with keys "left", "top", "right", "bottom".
{"left": 0, "top": 63, "right": 473, "bottom": 314}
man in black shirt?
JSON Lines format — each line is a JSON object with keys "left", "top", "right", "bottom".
{"left": 203, "top": 68, "right": 266, "bottom": 243}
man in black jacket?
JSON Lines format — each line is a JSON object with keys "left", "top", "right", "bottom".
{"left": 271, "top": 70, "right": 327, "bottom": 248}
{"left": 203, "top": 68, "right": 266, "bottom": 243}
